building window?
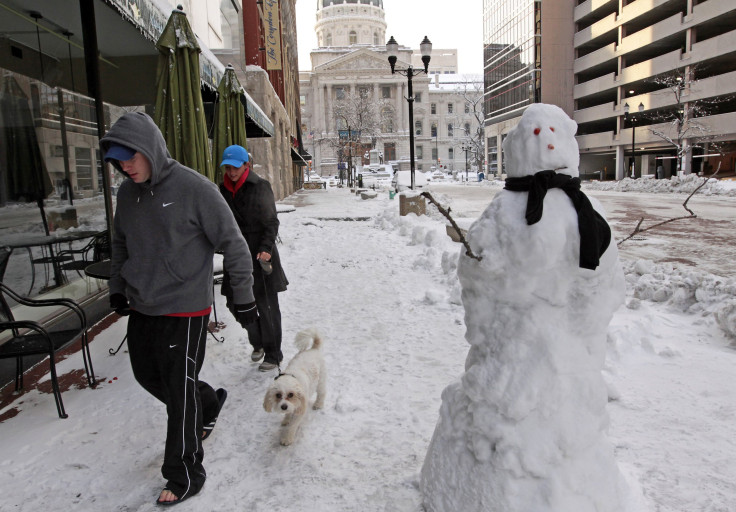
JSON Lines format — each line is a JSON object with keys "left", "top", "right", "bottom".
{"left": 349, "top": 31, "right": 357, "bottom": 44}
{"left": 465, "top": 103, "right": 470, "bottom": 114}
{"left": 381, "top": 107, "right": 394, "bottom": 133}
{"left": 448, "top": 103, "right": 453, "bottom": 114}
{"left": 465, "top": 123, "right": 470, "bottom": 136}
{"left": 432, "top": 147, "right": 437, "bottom": 161}
{"left": 431, "top": 103, "right": 436, "bottom": 114}
{"left": 416, "top": 146, "right": 423, "bottom": 160}
{"left": 373, "top": 32, "right": 379, "bottom": 45}
{"left": 300, "top": 94, "right": 306, "bottom": 106}
{"left": 335, "top": 86, "right": 345, "bottom": 99}
{"left": 359, "top": 86, "right": 370, "bottom": 98}
{"left": 448, "top": 147, "right": 454, "bottom": 160}
{"left": 448, "top": 124, "right": 454, "bottom": 137}
{"left": 382, "top": 86, "right": 391, "bottom": 99}
{"left": 384, "top": 142, "right": 396, "bottom": 161}
{"left": 414, "top": 92, "right": 421, "bottom": 103}
{"left": 75, "top": 147, "right": 93, "bottom": 191}
{"left": 415, "top": 120, "right": 422, "bottom": 136}
{"left": 431, "top": 123, "right": 437, "bottom": 137}
{"left": 326, "top": 33, "right": 332, "bottom": 46}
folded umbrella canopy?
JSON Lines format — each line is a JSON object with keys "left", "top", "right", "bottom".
{"left": 153, "top": 7, "right": 214, "bottom": 181}
{"left": 1, "top": 75, "right": 54, "bottom": 234}
{"left": 212, "top": 64, "right": 248, "bottom": 184}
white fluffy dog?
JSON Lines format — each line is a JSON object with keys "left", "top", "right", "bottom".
{"left": 263, "top": 328, "right": 326, "bottom": 445}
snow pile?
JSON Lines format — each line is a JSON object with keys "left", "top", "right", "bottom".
{"left": 623, "top": 259, "right": 736, "bottom": 340}
{"left": 585, "top": 174, "right": 736, "bottom": 196}
{"left": 420, "top": 104, "right": 631, "bottom": 512}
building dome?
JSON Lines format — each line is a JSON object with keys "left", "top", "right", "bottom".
{"left": 315, "top": 0, "right": 386, "bottom": 48}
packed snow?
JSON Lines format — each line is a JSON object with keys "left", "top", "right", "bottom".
{"left": 0, "top": 171, "right": 735, "bottom": 511}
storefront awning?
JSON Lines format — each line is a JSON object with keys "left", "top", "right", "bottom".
{"left": 0, "top": 0, "right": 271, "bottom": 124}
{"left": 242, "top": 93, "right": 275, "bottom": 138}
{"left": 291, "top": 148, "right": 310, "bottom": 167}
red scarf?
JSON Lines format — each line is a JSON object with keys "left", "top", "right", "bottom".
{"left": 223, "top": 167, "right": 249, "bottom": 196}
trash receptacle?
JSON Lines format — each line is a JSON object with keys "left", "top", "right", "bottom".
{"left": 389, "top": 190, "right": 396, "bottom": 199}
{"left": 358, "top": 174, "right": 363, "bottom": 188}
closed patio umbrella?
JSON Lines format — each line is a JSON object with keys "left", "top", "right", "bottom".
{"left": 1, "top": 75, "right": 53, "bottom": 234}
{"left": 153, "top": 6, "right": 214, "bottom": 181}
{"left": 212, "top": 64, "right": 248, "bottom": 184}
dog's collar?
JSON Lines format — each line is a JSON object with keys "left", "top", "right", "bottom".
{"left": 274, "top": 372, "right": 295, "bottom": 381}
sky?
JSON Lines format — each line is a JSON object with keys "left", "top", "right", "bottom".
{"left": 0, "top": 173, "right": 735, "bottom": 511}
{"left": 295, "top": 0, "right": 485, "bottom": 74}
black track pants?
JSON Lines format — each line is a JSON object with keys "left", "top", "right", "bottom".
{"left": 127, "top": 312, "right": 218, "bottom": 497}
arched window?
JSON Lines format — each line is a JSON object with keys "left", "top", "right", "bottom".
{"left": 349, "top": 31, "right": 357, "bottom": 44}
{"left": 431, "top": 123, "right": 437, "bottom": 137}
{"left": 415, "top": 120, "right": 422, "bottom": 136}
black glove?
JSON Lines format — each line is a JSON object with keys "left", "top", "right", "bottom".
{"left": 110, "top": 293, "right": 131, "bottom": 316}
{"left": 234, "top": 301, "right": 258, "bottom": 326}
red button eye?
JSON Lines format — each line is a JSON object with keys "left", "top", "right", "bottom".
{"left": 533, "top": 128, "right": 540, "bottom": 135}
{"left": 550, "top": 126, "right": 555, "bottom": 132}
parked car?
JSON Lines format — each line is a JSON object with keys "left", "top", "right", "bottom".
{"left": 391, "top": 170, "right": 428, "bottom": 192}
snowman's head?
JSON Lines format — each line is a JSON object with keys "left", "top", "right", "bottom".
{"left": 502, "top": 104, "right": 579, "bottom": 178}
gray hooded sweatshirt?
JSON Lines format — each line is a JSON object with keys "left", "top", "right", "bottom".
{"left": 101, "top": 112, "right": 255, "bottom": 315}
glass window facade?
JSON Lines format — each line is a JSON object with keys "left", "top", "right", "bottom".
{"left": 483, "top": 0, "right": 541, "bottom": 124}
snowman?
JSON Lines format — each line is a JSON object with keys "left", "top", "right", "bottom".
{"left": 420, "top": 104, "right": 631, "bottom": 512}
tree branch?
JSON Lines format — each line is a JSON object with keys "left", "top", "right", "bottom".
{"left": 420, "top": 191, "right": 483, "bottom": 261}
{"left": 617, "top": 163, "right": 721, "bottom": 246}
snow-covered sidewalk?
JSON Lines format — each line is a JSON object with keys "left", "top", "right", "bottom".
{"left": 0, "top": 186, "right": 734, "bottom": 512}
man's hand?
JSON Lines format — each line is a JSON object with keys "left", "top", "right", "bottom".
{"left": 234, "top": 301, "right": 258, "bottom": 326}
{"left": 110, "top": 293, "right": 131, "bottom": 316}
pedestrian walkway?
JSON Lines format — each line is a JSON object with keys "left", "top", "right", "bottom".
{"left": 0, "top": 187, "right": 470, "bottom": 511}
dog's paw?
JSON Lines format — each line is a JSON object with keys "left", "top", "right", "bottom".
{"left": 280, "top": 435, "right": 294, "bottom": 446}
{"left": 313, "top": 402, "right": 323, "bottom": 410}
{"left": 281, "top": 416, "right": 291, "bottom": 426}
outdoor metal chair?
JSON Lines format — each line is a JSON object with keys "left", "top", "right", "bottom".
{"left": 58, "top": 231, "right": 110, "bottom": 278}
{"left": 0, "top": 272, "right": 96, "bottom": 418}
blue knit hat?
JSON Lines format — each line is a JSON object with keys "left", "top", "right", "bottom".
{"left": 220, "top": 145, "right": 249, "bottom": 167}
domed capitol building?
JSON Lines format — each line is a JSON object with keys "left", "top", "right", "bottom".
{"left": 299, "top": 0, "right": 484, "bottom": 177}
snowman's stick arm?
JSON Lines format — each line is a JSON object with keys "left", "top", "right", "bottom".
{"left": 617, "top": 163, "right": 720, "bottom": 246}
{"left": 420, "top": 191, "right": 483, "bottom": 262}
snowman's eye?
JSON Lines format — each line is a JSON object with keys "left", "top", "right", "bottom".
{"left": 533, "top": 128, "right": 540, "bottom": 135}
{"left": 549, "top": 126, "right": 555, "bottom": 132}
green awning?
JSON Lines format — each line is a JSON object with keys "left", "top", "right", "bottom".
{"left": 242, "top": 95, "right": 274, "bottom": 138}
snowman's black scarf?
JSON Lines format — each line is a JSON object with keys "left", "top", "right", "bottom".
{"left": 504, "top": 170, "right": 611, "bottom": 270}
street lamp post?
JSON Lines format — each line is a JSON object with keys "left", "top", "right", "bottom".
{"left": 624, "top": 102, "right": 644, "bottom": 179}
{"left": 386, "top": 35, "right": 432, "bottom": 190}
{"left": 461, "top": 143, "right": 471, "bottom": 182}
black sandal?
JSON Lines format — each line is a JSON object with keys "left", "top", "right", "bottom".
{"left": 156, "top": 485, "right": 197, "bottom": 507}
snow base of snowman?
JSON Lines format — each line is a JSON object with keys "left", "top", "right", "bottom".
{"left": 420, "top": 104, "right": 633, "bottom": 512}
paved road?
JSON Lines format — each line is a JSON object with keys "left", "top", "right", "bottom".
{"left": 427, "top": 183, "right": 736, "bottom": 278}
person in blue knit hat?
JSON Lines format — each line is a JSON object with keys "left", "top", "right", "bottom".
{"left": 219, "top": 145, "right": 289, "bottom": 372}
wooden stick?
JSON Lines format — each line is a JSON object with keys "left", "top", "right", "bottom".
{"left": 420, "top": 191, "right": 483, "bottom": 261}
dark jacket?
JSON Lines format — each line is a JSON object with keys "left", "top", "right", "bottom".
{"left": 219, "top": 170, "right": 288, "bottom": 298}
{"left": 100, "top": 112, "right": 255, "bottom": 315}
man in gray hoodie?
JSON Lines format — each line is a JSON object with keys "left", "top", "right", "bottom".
{"left": 101, "top": 112, "right": 256, "bottom": 506}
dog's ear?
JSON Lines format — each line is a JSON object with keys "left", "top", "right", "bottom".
{"left": 293, "top": 390, "right": 307, "bottom": 416}
{"left": 263, "top": 390, "right": 273, "bottom": 412}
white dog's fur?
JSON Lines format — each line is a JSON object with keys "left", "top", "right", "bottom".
{"left": 262, "top": 328, "right": 326, "bottom": 445}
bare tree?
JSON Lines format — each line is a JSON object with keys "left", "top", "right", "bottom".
{"left": 646, "top": 66, "right": 729, "bottom": 175}
{"left": 449, "top": 77, "right": 485, "bottom": 171}
{"left": 330, "top": 91, "right": 394, "bottom": 186}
